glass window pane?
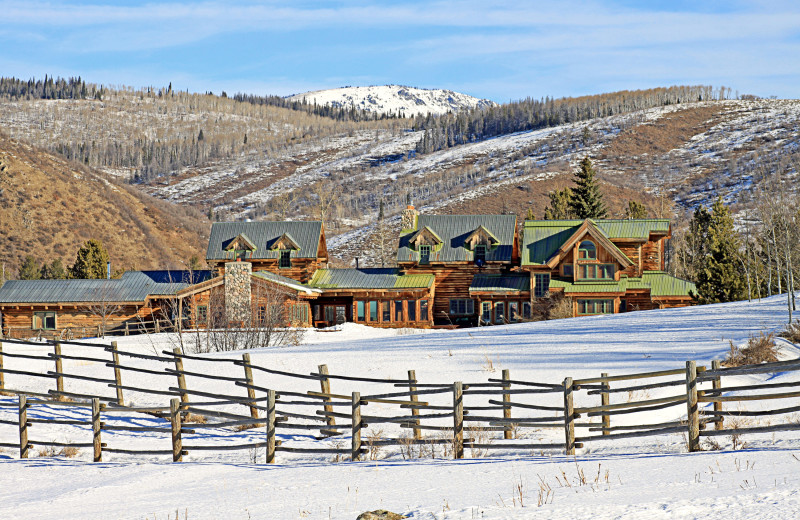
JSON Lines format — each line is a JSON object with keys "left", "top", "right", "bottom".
{"left": 494, "top": 302, "right": 504, "bottom": 323}
{"left": 509, "top": 302, "right": 519, "bottom": 322}
{"left": 420, "top": 300, "right": 429, "bottom": 321}
{"left": 523, "top": 302, "right": 532, "bottom": 319}
{"left": 395, "top": 301, "right": 404, "bottom": 322}
{"left": 450, "top": 300, "right": 457, "bottom": 315}
{"left": 370, "top": 301, "right": 378, "bottom": 321}
{"left": 382, "top": 301, "right": 391, "bottom": 321}
{"left": 481, "top": 302, "right": 491, "bottom": 323}
{"left": 356, "top": 301, "right": 365, "bottom": 321}
{"left": 407, "top": 300, "right": 416, "bottom": 321}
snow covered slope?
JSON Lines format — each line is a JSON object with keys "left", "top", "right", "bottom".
{"left": 288, "top": 84, "right": 496, "bottom": 116}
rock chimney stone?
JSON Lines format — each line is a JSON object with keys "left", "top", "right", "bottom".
{"left": 401, "top": 205, "right": 419, "bottom": 231}
{"left": 224, "top": 261, "right": 252, "bottom": 325}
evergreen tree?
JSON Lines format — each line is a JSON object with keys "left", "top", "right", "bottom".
{"left": 18, "top": 255, "right": 41, "bottom": 280}
{"left": 40, "top": 258, "right": 66, "bottom": 279}
{"left": 625, "top": 200, "right": 648, "bottom": 219}
{"left": 694, "top": 199, "right": 746, "bottom": 304}
{"left": 568, "top": 157, "right": 607, "bottom": 219}
{"left": 543, "top": 187, "right": 574, "bottom": 220}
{"left": 525, "top": 207, "right": 535, "bottom": 221}
{"left": 70, "top": 239, "right": 111, "bottom": 279}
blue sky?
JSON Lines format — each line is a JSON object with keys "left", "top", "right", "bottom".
{"left": 1, "top": 0, "right": 798, "bottom": 102}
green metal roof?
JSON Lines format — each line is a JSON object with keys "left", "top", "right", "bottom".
{"left": 307, "top": 269, "right": 434, "bottom": 290}
{"left": 521, "top": 219, "right": 671, "bottom": 265}
{"left": 207, "top": 221, "right": 323, "bottom": 261}
{"left": 640, "top": 271, "right": 697, "bottom": 297}
{"left": 547, "top": 271, "right": 695, "bottom": 297}
{"left": 398, "top": 215, "right": 517, "bottom": 263}
{"left": 0, "top": 270, "right": 212, "bottom": 304}
{"left": 469, "top": 274, "right": 530, "bottom": 293}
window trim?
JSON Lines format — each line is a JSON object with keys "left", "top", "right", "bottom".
{"left": 578, "top": 263, "right": 616, "bottom": 280}
{"left": 494, "top": 302, "right": 505, "bottom": 324}
{"left": 419, "top": 244, "right": 431, "bottom": 264}
{"left": 279, "top": 249, "right": 292, "bottom": 269}
{"left": 474, "top": 244, "right": 487, "bottom": 264}
{"left": 534, "top": 273, "right": 551, "bottom": 298}
{"left": 578, "top": 240, "right": 597, "bottom": 260}
{"left": 33, "top": 311, "right": 56, "bottom": 330}
{"left": 577, "top": 299, "right": 615, "bottom": 315}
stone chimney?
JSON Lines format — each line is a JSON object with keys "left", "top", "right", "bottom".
{"left": 224, "top": 261, "right": 252, "bottom": 325}
{"left": 401, "top": 204, "right": 419, "bottom": 231}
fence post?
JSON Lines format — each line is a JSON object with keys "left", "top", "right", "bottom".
{"left": 92, "top": 398, "right": 102, "bottom": 462}
{"left": 110, "top": 341, "right": 124, "bottom": 406}
{"left": 502, "top": 369, "right": 512, "bottom": 439}
{"left": 125, "top": 323, "right": 129, "bottom": 336}
{"left": 351, "top": 391, "right": 362, "bottom": 462}
{"left": 0, "top": 341, "right": 5, "bottom": 391}
{"left": 408, "top": 369, "right": 421, "bottom": 440}
{"left": 155, "top": 320, "right": 160, "bottom": 334}
{"left": 266, "top": 389, "right": 276, "bottom": 464}
{"left": 318, "top": 364, "right": 336, "bottom": 434}
{"left": 173, "top": 348, "right": 189, "bottom": 405}
{"left": 170, "top": 398, "right": 182, "bottom": 462}
{"left": 563, "top": 377, "right": 575, "bottom": 455}
{"left": 242, "top": 353, "right": 259, "bottom": 422}
{"left": 18, "top": 395, "right": 28, "bottom": 459}
{"left": 53, "top": 342, "right": 64, "bottom": 396}
{"left": 452, "top": 382, "right": 463, "bottom": 459}
{"left": 600, "top": 372, "right": 610, "bottom": 436}
{"left": 711, "top": 360, "right": 723, "bottom": 431}
{"left": 685, "top": 361, "right": 700, "bottom": 452}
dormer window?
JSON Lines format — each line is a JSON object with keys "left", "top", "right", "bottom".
{"left": 419, "top": 244, "right": 431, "bottom": 264}
{"left": 279, "top": 250, "right": 291, "bottom": 268}
{"left": 474, "top": 244, "right": 487, "bottom": 264}
{"left": 579, "top": 240, "right": 597, "bottom": 260}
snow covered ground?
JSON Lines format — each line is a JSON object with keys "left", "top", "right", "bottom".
{"left": 1, "top": 294, "right": 799, "bottom": 519}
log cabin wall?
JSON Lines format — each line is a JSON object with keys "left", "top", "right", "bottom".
{"left": 212, "top": 258, "right": 322, "bottom": 284}
{"left": 316, "top": 287, "right": 434, "bottom": 329}
{"left": 402, "top": 263, "right": 506, "bottom": 323}
{"left": 0, "top": 303, "right": 162, "bottom": 337}
{"left": 641, "top": 238, "right": 663, "bottom": 271}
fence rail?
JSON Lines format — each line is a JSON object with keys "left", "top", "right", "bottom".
{"left": 0, "top": 337, "right": 799, "bottom": 464}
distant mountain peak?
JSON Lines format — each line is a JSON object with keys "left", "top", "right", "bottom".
{"left": 287, "top": 85, "right": 496, "bottom": 117}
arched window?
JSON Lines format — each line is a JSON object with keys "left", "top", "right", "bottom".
{"left": 579, "top": 240, "right": 596, "bottom": 260}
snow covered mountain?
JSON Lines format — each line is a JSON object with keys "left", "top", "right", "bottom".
{"left": 287, "top": 85, "right": 496, "bottom": 116}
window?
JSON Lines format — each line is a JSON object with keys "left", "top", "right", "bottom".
{"left": 33, "top": 311, "right": 56, "bottom": 330}
{"left": 290, "top": 304, "right": 309, "bottom": 324}
{"left": 257, "top": 305, "right": 268, "bottom": 324}
{"left": 420, "top": 300, "right": 429, "bottom": 321}
{"left": 313, "top": 305, "right": 322, "bottom": 321}
{"left": 579, "top": 264, "right": 615, "bottom": 280}
{"left": 407, "top": 300, "right": 416, "bottom": 321}
{"left": 324, "top": 305, "right": 336, "bottom": 322}
{"left": 382, "top": 301, "right": 391, "bottom": 322}
{"left": 481, "top": 302, "right": 491, "bottom": 324}
{"left": 279, "top": 250, "right": 291, "bottom": 268}
{"left": 494, "top": 302, "right": 505, "bottom": 324}
{"left": 356, "top": 301, "right": 365, "bottom": 321}
{"left": 522, "top": 302, "right": 532, "bottom": 319}
{"left": 577, "top": 299, "right": 615, "bottom": 315}
{"left": 419, "top": 245, "right": 431, "bottom": 264}
{"left": 395, "top": 300, "right": 404, "bottom": 322}
{"left": 579, "top": 240, "right": 597, "bottom": 260}
{"left": 509, "top": 302, "right": 519, "bottom": 322}
{"left": 369, "top": 301, "right": 379, "bottom": 322}
{"left": 534, "top": 273, "right": 550, "bottom": 298}
{"left": 563, "top": 264, "right": 574, "bottom": 277}
{"left": 449, "top": 299, "right": 474, "bottom": 315}
{"left": 196, "top": 305, "right": 208, "bottom": 324}
{"left": 474, "top": 244, "right": 487, "bottom": 264}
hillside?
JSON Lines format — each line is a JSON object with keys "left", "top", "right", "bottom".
{"left": 0, "top": 133, "right": 208, "bottom": 276}
{"left": 1, "top": 83, "right": 798, "bottom": 268}
{"left": 287, "top": 84, "right": 497, "bottom": 116}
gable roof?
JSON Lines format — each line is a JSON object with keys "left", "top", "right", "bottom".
{"left": 522, "top": 219, "right": 670, "bottom": 266}
{"left": 207, "top": 221, "right": 324, "bottom": 261}
{"left": 398, "top": 215, "right": 517, "bottom": 263}
{"left": 307, "top": 269, "right": 434, "bottom": 290}
{"left": 224, "top": 233, "right": 257, "bottom": 251}
{"left": 0, "top": 270, "right": 212, "bottom": 304}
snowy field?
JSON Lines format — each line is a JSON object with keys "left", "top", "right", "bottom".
{"left": 1, "top": 294, "right": 799, "bottom": 519}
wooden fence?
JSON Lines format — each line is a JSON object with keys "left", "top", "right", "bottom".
{"left": 0, "top": 337, "right": 799, "bottom": 464}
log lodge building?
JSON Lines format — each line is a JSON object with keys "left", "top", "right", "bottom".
{"left": 0, "top": 206, "right": 696, "bottom": 338}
